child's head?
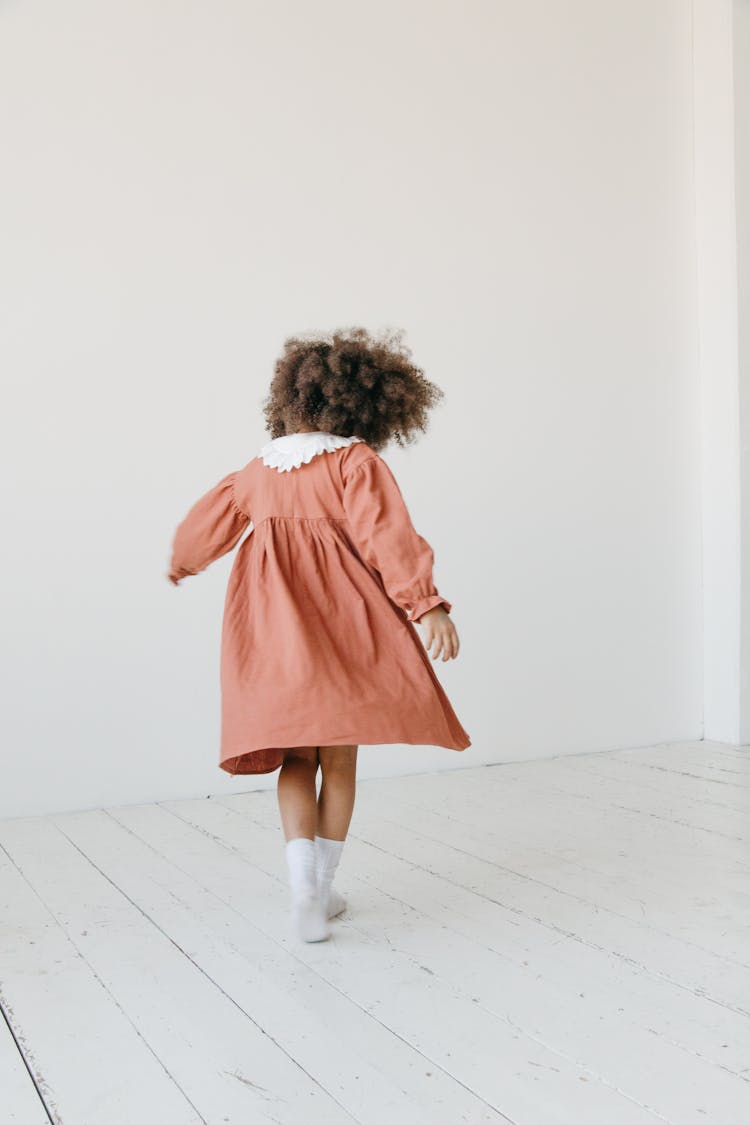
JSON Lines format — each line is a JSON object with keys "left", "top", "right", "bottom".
{"left": 262, "top": 326, "right": 444, "bottom": 450}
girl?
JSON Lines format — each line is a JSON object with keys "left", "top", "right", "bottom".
{"left": 167, "top": 327, "right": 471, "bottom": 943}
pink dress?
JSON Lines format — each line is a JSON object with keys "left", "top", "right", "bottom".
{"left": 168, "top": 431, "right": 471, "bottom": 775}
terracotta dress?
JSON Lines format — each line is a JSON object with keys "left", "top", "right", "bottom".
{"left": 168, "top": 431, "right": 471, "bottom": 775}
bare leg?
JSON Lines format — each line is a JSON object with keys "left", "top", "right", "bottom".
{"left": 278, "top": 746, "right": 329, "bottom": 942}
{"left": 317, "top": 745, "right": 358, "bottom": 840}
{"left": 315, "top": 745, "right": 357, "bottom": 919}
{"left": 277, "top": 746, "right": 319, "bottom": 841}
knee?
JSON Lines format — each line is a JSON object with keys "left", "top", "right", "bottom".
{"left": 319, "top": 746, "right": 357, "bottom": 780}
{"left": 282, "top": 747, "right": 319, "bottom": 772}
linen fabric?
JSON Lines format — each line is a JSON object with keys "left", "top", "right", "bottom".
{"left": 168, "top": 433, "right": 471, "bottom": 775}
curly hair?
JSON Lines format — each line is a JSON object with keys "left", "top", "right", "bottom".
{"left": 261, "top": 326, "right": 444, "bottom": 451}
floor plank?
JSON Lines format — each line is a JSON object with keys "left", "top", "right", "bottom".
{"left": 359, "top": 768, "right": 749, "bottom": 962}
{"left": 221, "top": 793, "right": 748, "bottom": 1122}
{"left": 0, "top": 845, "right": 202, "bottom": 1124}
{"left": 63, "top": 803, "right": 501, "bottom": 1125}
{"left": 228, "top": 789, "right": 750, "bottom": 1075}
{"left": 0, "top": 1008, "right": 49, "bottom": 1125}
{"left": 161, "top": 796, "right": 659, "bottom": 1124}
{"left": 1, "top": 740, "right": 748, "bottom": 1124}
{"left": 0, "top": 818, "right": 353, "bottom": 1124}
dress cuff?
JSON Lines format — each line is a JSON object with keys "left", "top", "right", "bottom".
{"left": 408, "top": 594, "right": 452, "bottom": 623}
{"left": 167, "top": 565, "right": 194, "bottom": 585}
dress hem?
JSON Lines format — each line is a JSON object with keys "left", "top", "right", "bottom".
{"left": 220, "top": 734, "right": 471, "bottom": 776}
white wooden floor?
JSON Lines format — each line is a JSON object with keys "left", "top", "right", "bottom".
{"left": 1, "top": 740, "right": 749, "bottom": 1124}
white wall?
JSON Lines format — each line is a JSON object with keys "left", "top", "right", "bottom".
{"left": 693, "top": 0, "right": 750, "bottom": 745}
{"left": 734, "top": 0, "right": 750, "bottom": 741}
{"left": 0, "top": 1, "right": 704, "bottom": 818}
{"left": 693, "top": 0, "right": 742, "bottom": 744}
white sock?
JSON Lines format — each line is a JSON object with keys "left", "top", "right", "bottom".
{"left": 315, "top": 835, "right": 346, "bottom": 915}
{"left": 286, "top": 837, "right": 330, "bottom": 941}
{"left": 285, "top": 837, "right": 317, "bottom": 897}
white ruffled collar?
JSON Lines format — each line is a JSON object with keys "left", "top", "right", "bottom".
{"left": 259, "top": 431, "right": 364, "bottom": 473}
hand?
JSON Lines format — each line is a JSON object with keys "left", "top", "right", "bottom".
{"left": 417, "top": 606, "right": 460, "bottom": 661}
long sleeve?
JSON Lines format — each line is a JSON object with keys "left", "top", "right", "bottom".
{"left": 342, "top": 454, "right": 452, "bottom": 623}
{"left": 168, "top": 470, "right": 250, "bottom": 584}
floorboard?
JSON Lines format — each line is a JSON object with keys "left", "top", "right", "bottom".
{"left": 1, "top": 740, "right": 748, "bottom": 1124}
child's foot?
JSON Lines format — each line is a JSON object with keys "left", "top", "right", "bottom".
{"left": 291, "top": 888, "right": 331, "bottom": 942}
{"left": 326, "top": 886, "right": 347, "bottom": 919}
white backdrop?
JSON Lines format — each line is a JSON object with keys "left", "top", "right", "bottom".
{"left": 1, "top": 1, "right": 705, "bottom": 818}
{"left": 733, "top": 0, "right": 750, "bottom": 739}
